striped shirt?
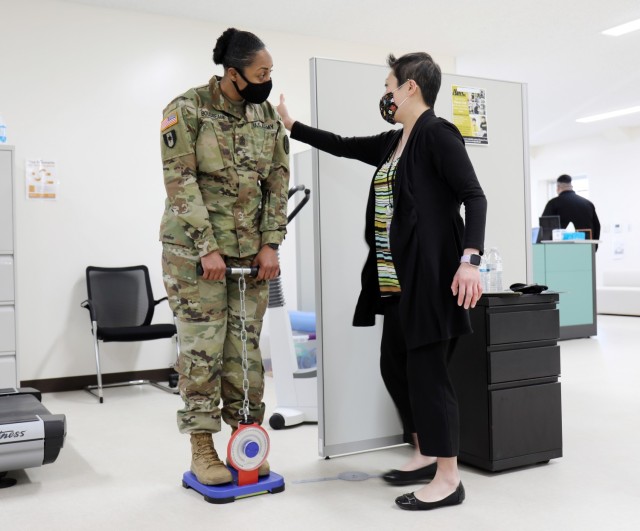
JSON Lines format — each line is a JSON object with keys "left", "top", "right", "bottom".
{"left": 373, "top": 158, "right": 401, "bottom": 295}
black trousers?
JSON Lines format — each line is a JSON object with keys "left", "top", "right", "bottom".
{"left": 380, "top": 298, "right": 460, "bottom": 457}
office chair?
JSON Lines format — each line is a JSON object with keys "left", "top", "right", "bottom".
{"left": 81, "top": 265, "right": 179, "bottom": 403}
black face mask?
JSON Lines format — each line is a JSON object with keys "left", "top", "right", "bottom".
{"left": 379, "top": 81, "right": 409, "bottom": 124}
{"left": 232, "top": 69, "right": 272, "bottom": 104}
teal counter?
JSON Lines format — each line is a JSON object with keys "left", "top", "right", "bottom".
{"left": 532, "top": 242, "right": 597, "bottom": 339}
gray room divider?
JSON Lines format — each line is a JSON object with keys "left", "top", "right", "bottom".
{"left": 301, "top": 58, "right": 531, "bottom": 457}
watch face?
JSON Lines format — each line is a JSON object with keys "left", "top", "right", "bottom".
{"left": 470, "top": 254, "right": 482, "bottom": 266}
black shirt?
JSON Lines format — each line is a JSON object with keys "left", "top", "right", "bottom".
{"left": 542, "top": 190, "right": 600, "bottom": 240}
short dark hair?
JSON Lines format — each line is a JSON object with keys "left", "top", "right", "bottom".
{"left": 387, "top": 52, "right": 442, "bottom": 107}
{"left": 213, "top": 28, "right": 265, "bottom": 70}
{"left": 557, "top": 174, "right": 572, "bottom": 184}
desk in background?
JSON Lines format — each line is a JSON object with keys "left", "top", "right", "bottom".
{"left": 533, "top": 241, "right": 598, "bottom": 340}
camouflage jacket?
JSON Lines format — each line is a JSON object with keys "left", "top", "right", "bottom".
{"left": 159, "top": 76, "right": 290, "bottom": 258}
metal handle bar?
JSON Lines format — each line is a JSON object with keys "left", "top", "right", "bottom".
{"left": 287, "top": 185, "right": 311, "bottom": 224}
{"left": 196, "top": 264, "right": 259, "bottom": 277}
{"left": 226, "top": 267, "right": 259, "bottom": 277}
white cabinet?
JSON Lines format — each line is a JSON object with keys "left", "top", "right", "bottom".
{"left": 0, "top": 256, "right": 14, "bottom": 302}
{"left": 0, "top": 145, "right": 17, "bottom": 388}
{"left": 0, "top": 357, "right": 17, "bottom": 388}
{"left": 0, "top": 307, "right": 16, "bottom": 351}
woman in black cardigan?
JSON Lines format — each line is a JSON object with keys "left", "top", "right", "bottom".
{"left": 277, "top": 52, "right": 487, "bottom": 511}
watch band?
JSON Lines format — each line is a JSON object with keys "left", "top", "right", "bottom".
{"left": 460, "top": 254, "right": 481, "bottom": 266}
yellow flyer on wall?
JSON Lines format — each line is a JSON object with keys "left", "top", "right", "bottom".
{"left": 26, "top": 159, "right": 59, "bottom": 200}
{"left": 452, "top": 85, "right": 488, "bottom": 145}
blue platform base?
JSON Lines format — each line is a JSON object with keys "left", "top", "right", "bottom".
{"left": 182, "top": 469, "right": 285, "bottom": 504}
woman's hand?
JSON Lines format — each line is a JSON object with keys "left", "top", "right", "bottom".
{"left": 252, "top": 245, "right": 280, "bottom": 281}
{"left": 200, "top": 250, "right": 226, "bottom": 281}
{"left": 451, "top": 263, "right": 482, "bottom": 309}
{"left": 277, "top": 94, "right": 295, "bottom": 131}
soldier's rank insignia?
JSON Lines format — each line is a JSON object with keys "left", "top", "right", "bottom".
{"left": 163, "top": 130, "right": 177, "bottom": 148}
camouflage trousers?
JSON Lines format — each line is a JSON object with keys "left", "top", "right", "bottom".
{"left": 162, "top": 243, "right": 268, "bottom": 434}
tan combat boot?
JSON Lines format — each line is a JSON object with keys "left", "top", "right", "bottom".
{"left": 258, "top": 458, "right": 270, "bottom": 477}
{"left": 190, "top": 432, "right": 232, "bottom": 485}
{"left": 230, "top": 426, "right": 270, "bottom": 477}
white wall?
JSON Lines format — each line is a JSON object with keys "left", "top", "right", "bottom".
{"left": 1, "top": 0, "right": 454, "bottom": 381}
{"left": 530, "top": 127, "right": 640, "bottom": 284}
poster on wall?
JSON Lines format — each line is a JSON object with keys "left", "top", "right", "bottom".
{"left": 26, "top": 159, "right": 59, "bottom": 200}
{"left": 452, "top": 85, "right": 488, "bottom": 145}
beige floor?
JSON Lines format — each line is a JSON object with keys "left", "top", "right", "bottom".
{"left": 2, "top": 315, "right": 640, "bottom": 531}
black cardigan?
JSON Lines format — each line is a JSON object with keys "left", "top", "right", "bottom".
{"left": 291, "top": 109, "right": 487, "bottom": 348}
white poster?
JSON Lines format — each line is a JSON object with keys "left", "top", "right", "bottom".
{"left": 26, "top": 159, "right": 59, "bottom": 200}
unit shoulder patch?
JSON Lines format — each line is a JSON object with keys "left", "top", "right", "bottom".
{"left": 163, "top": 130, "right": 177, "bottom": 148}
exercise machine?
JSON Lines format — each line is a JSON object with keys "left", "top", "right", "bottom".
{"left": 268, "top": 186, "right": 317, "bottom": 429}
{"left": 182, "top": 267, "right": 284, "bottom": 503}
{"left": 182, "top": 418, "right": 285, "bottom": 504}
{"left": 183, "top": 186, "right": 310, "bottom": 501}
{"left": 0, "top": 387, "right": 66, "bottom": 488}
{"left": 268, "top": 302, "right": 317, "bottom": 429}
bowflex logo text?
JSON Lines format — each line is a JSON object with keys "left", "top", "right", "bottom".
{"left": 0, "top": 430, "right": 26, "bottom": 440}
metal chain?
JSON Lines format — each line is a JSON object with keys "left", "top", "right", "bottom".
{"left": 237, "top": 271, "right": 250, "bottom": 423}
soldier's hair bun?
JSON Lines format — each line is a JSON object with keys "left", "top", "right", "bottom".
{"left": 212, "top": 28, "right": 266, "bottom": 69}
{"left": 213, "top": 28, "right": 238, "bottom": 65}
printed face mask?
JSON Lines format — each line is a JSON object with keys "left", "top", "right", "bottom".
{"left": 233, "top": 69, "right": 273, "bottom": 104}
{"left": 379, "top": 81, "right": 409, "bottom": 124}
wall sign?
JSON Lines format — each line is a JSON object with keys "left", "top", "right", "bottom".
{"left": 452, "top": 85, "right": 488, "bottom": 145}
{"left": 26, "top": 159, "right": 59, "bottom": 200}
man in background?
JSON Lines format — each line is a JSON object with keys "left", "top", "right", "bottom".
{"left": 542, "top": 174, "right": 601, "bottom": 242}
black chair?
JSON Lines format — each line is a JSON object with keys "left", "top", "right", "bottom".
{"left": 81, "top": 265, "right": 179, "bottom": 403}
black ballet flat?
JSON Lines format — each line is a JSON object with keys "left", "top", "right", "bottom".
{"left": 395, "top": 482, "right": 465, "bottom": 511}
{"left": 381, "top": 463, "right": 437, "bottom": 486}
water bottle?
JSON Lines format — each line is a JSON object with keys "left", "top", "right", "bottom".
{"left": 494, "top": 250, "right": 503, "bottom": 292}
{"left": 479, "top": 255, "right": 490, "bottom": 293}
{"left": 487, "top": 247, "right": 503, "bottom": 292}
{"left": 0, "top": 116, "right": 6, "bottom": 144}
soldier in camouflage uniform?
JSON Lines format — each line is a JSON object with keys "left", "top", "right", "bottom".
{"left": 159, "top": 28, "right": 289, "bottom": 485}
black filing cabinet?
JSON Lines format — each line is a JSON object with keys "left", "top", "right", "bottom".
{"left": 449, "top": 293, "right": 562, "bottom": 471}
